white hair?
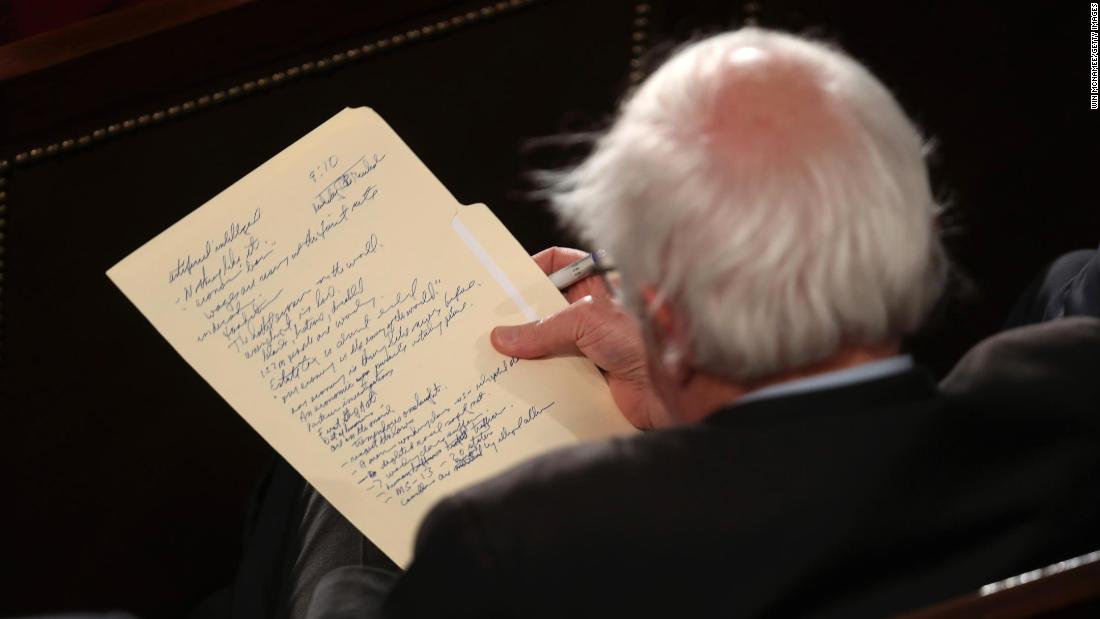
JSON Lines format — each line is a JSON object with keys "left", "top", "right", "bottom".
{"left": 549, "top": 28, "right": 947, "bottom": 382}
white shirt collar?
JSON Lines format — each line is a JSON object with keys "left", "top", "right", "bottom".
{"left": 734, "top": 355, "right": 915, "bottom": 408}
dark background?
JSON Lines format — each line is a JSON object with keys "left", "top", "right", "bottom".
{"left": 1, "top": 1, "right": 1097, "bottom": 616}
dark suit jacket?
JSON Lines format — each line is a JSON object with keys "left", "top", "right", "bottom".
{"left": 374, "top": 317, "right": 1100, "bottom": 618}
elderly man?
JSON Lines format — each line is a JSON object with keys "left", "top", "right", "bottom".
{"left": 229, "top": 28, "right": 1100, "bottom": 619}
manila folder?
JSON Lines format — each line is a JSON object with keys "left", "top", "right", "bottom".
{"left": 107, "top": 107, "right": 635, "bottom": 567}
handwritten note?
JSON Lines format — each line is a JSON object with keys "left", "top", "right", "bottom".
{"left": 108, "top": 108, "right": 635, "bottom": 566}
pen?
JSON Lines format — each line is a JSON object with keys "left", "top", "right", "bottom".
{"left": 549, "top": 250, "right": 612, "bottom": 290}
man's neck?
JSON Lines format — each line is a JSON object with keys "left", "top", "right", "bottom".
{"left": 673, "top": 343, "right": 902, "bottom": 424}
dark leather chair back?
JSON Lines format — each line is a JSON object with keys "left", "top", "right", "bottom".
{"left": 896, "top": 551, "right": 1100, "bottom": 618}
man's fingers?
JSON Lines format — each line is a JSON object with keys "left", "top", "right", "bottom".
{"left": 563, "top": 274, "right": 611, "bottom": 304}
{"left": 531, "top": 247, "right": 613, "bottom": 303}
{"left": 490, "top": 298, "right": 597, "bottom": 359}
{"left": 532, "top": 246, "right": 589, "bottom": 276}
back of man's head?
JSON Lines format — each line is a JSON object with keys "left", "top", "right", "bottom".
{"left": 551, "top": 28, "right": 947, "bottom": 382}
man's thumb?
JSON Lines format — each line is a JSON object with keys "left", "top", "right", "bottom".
{"left": 491, "top": 322, "right": 549, "bottom": 358}
{"left": 491, "top": 303, "right": 589, "bottom": 358}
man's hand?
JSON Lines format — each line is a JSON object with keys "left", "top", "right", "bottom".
{"left": 490, "top": 247, "right": 671, "bottom": 429}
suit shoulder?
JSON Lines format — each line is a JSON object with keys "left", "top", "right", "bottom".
{"left": 452, "top": 425, "right": 708, "bottom": 508}
{"left": 941, "top": 317, "right": 1100, "bottom": 419}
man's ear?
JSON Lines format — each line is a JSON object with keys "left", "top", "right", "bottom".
{"left": 640, "top": 285, "right": 693, "bottom": 384}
